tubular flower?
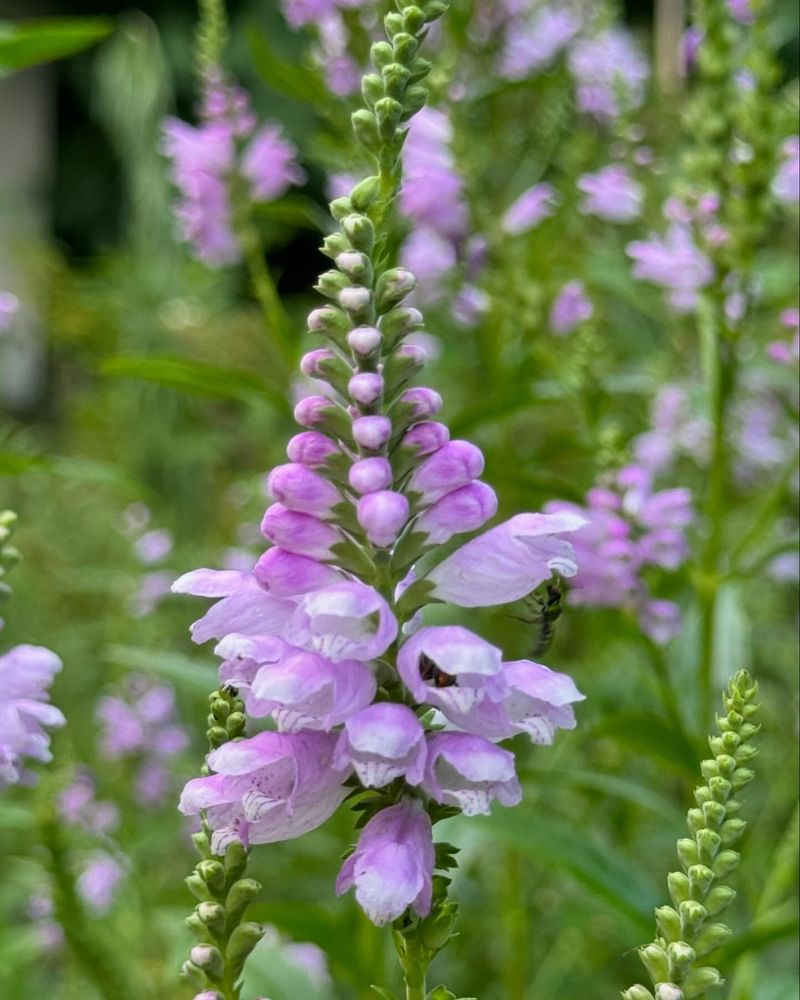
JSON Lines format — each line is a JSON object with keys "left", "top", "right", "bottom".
{"left": 0, "top": 645, "right": 65, "bottom": 790}
{"left": 175, "top": 0, "right": 584, "bottom": 932}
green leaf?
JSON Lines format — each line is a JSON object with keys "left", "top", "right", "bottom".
{"left": 474, "top": 809, "right": 660, "bottom": 930}
{"left": 255, "top": 195, "right": 333, "bottom": 233}
{"left": 0, "top": 17, "right": 113, "bottom": 78}
{"left": 0, "top": 803, "right": 35, "bottom": 832}
{"left": 243, "top": 933, "right": 334, "bottom": 1000}
{"left": 0, "top": 450, "right": 137, "bottom": 488}
{"left": 525, "top": 767, "right": 682, "bottom": 823}
{"left": 99, "top": 355, "right": 288, "bottom": 412}
{"left": 104, "top": 644, "right": 217, "bottom": 694}
{"left": 248, "top": 26, "right": 327, "bottom": 105}
{"left": 590, "top": 710, "right": 700, "bottom": 779}
{"left": 372, "top": 989, "right": 400, "bottom": 1000}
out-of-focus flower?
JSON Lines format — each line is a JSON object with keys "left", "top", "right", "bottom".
{"left": 57, "top": 769, "right": 120, "bottom": 834}
{"left": 627, "top": 223, "right": 714, "bottom": 312}
{"left": 76, "top": 852, "right": 125, "bottom": 915}
{"left": 568, "top": 27, "right": 649, "bottom": 121}
{"left": 134, "top": 529, "right": 173, "bottom": 565}
{"left": 0, "top": 645, "right": 65, "bottom": 790}
{"left": 501, "top": 183, "right": 558, "bottom": 234}
{"left": 499, "top": 5, "right": 581, "bottom": 80}
{"left": 0, "top": 292, "right": 19, "bottom": 333}
{"left": 550, "top": 280, "right": 593, "bottom": 335}
{"left": 727, "top": 0, "right": 755, "bottom": 23}
{"left": 281, "top": 0, "right": 363, "bottom": 29}
{"left": 578, "top": 165, "right": 643, "bottom": 222}
{"left": 773, "top": 136, "right": 800, "bottom": 206}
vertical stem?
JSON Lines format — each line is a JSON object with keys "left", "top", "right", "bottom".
{"left": 501, "top": 848, "right": 527, "bottom": 1000}
{"left": 655, "top": 0, "right": 686, "bottom": 95}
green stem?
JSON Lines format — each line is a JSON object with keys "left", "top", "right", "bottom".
{"left": 41, "top": 810, "right": 145, "bottom": 1000}
{"left": 696, "top": 304, "right": 736, "bottom": 729}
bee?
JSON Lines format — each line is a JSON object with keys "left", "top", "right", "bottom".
{"left": 511, "top": 581, "right": 564, "bottom": 658}
{"left": 419, "top": 653, "right": 457, "bottom": 688}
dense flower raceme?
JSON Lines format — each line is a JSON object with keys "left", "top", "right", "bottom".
{"left": 0, "top": 644, "right": 65, "bottom": 790}
{"left": 162, "top": 70, "right": 305, "bottom": 265}
{"left": 175, "top": 207, "right": 586, "bottom": 924}
{"left": 546, "top": 466, "right": 693, "bottom": 644}
{"left": 96, "top": 674, "right": 189, "bottom": 806}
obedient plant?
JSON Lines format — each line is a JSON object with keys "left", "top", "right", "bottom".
{"left": 173, "top": 1, "right": 586, "bottom": 996}
{"left": 623, "top": 671, "right": 760, "bottom": 1000}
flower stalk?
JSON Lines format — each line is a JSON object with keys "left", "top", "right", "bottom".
{"left": 622, "top": 670, "right": 761, "bottom": 1000}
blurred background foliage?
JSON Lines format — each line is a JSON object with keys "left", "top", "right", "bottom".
{"left": 0, "top": 1, "right": 797, "bottom": 998}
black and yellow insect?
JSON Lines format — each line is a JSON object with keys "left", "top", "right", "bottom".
{"left": 513, "top": 581, "right": 564, "bottom": 658}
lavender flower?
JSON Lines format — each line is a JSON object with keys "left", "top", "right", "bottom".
{"left": 578, "top": 165, "right": 643, "bottom": 223}
{"left": 501, "top": 183, "right": 558, "bottom": 235}
{"left": 549, "top": 280, "right": 593, "bottom": 335}
{"left": 281, "top": 0, "right": 363, "bottom": 29}
{"left": 773, "top": 136, "right": 799, "bottom": 206}
{"left": 568, "top": 27, "right": 649, "bottom": 121}
{"left": 499, "top": 5, "right": 581, "bottom": 80}
{"left": 76, "top": 852, "right": 125, "bottom": 915}
{"left": 58, "top": 769, "right": 120, "bottom": 834}
{"left": 627, "top": 223, "right": 714, "bottom": 313}
{"left": 546, "top": 466, "right": 692, "bottom": 643}
{"left": 96, "top": 675, "right": 188, "bottom": 806}
{"left": 162, "top": 72, "right": 305, "bottom": 265}
{"left": 0, "top": 645, "right": 65, "bottom": 790}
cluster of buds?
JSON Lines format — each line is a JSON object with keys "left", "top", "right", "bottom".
{"left": 0, "top": 509, "right": 21, "bottom": 606}
{"left": 623, "top": 671, "right": 760, "bottom": 1000}
{"left": 182, "top": 837, "right": 266, "bottom": 1000}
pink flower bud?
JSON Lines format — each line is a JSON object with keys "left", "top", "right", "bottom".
{"left": 294, "top": 395, "right": 337, "bottom": 428}
{"left": 407, "top": 440, "right": 485, "bottom": 505}
{"left": 335, "top": 250, "right": 370, "bottom": 280}
{"left": 400, "top": 421, "right": 451, "bottom": 457}
{"left": 287, "top": 431, "right": 341, "bottom": 469}
{"left": 308, "top": 306, "right": 348, "bottom": 333}
{"left": 397, "top": 387, "right": 443, "bottom": 420}
{"left": 347, "top": 325, "right": 382, "bottom": 356}
{"left": 416, "top": 481, "right": 498, "bottom": 543}
{"left": 348, "top": 457, "right": 393, "bottom": 494}
{"left": 348, "top": 372, "right": 384, "bottom": 405}
{"left": 352, "top": 415, "right": 392, "bottom": 450}
{"left": 261, "top": 504, "right": 341, "bottom": 560}
{"left": 357, "top": 491, "right": 410, "bottom": 547}
{"left": 339, "top": 286, "right": 372, "bottom": 313}
{"left": 300, "top": 349, "right": 337, "bottom": 378}
{"left": 266, "top": 463, "right": 342, "bottom": 517}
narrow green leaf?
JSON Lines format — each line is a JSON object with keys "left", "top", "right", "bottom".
{"left": 248, "top": 27, "right": 327, "bottom": 105}
{"left": 104, "top": 644, "right": 217, "bottom": 694}
{"left": 0, "top": 17, "right": 113, "bottom": 78}
{"left": 99, "top": 355, "right": 288, "bottom": 412}
{"left": 475, "top": 809, "right": 660, "bottom": 930}
{"left": 590, "top": 710, "right": 700, "bottom": 779}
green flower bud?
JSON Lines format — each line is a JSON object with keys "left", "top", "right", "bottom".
{"left": 686, "top": 808, "right": 704, "bottom": 834}
{"left": 402, "top": 85, "right": 428, "bottom": 118}
{"left": 226, "top": 921, "right": 265, "bottom": 980}
{"left": 321, "top": 233, "right": 351, "bottom": 260}
{"left": 422, "top": 0, "right": 448, "bottom": 21}
{"left": 707, "top": 776, "right": 731, "bottom": 803}
{"left": 375, "top": 97, "right": 403, "bottom": 140}
{"left": 677, "top": 838, "right": 699, "bottom": 869}
{"left": 704, "top": 884, "right": 736, "bottom": 916}
{"left": 710, "top": 849, "right": 739, "bottom": 878}
{"left": 225, "top": 712, "right": 246, "bottom": 737}
{"left": 419, "top": 899, "right": 458, "bottom": 952}
{"left": 316, "top": 269, "right": 350, "bottom": 300}
{"left": 192, "top": 831, "right": 211, "bottom": 859}
{"left": 384, "top": 11, "right": 403, "bottom": 36}
{"left": 380, "top": 305, "right": 423, "bottom": 344}
{"left": 330, "top": 197, "right": 353, "bottom": 221}
{"left": 197, "top": 859, "right": 226, "bottom": 894}
{"left": 701, "top": 800, "right": 726, "bottom": 829}
{"left": 351, "top": 176, "right": 381, "bottom": 211}
{"left": 376, "top": 268, "right": 416, "bottom": 312}
{"left": 342, "top": 214, "right": 375, "bottom": 253}
{"left": 382, "top": 62, "right": 411, "bottom": 98}
{"left": 667, "top": 941, "right": 696, "bottom": 980}
{"left": 667, "top": 872, "right": 691, "bottom": 906}
{"left": 185, "top": 873, "right": 212, "bottom": 902}
{"left": 371, "top": 41, "right": 394, "bottom": 68}
{"left": 622, "top": 988, "right": 655, "bottom": 1000}
{"left": 185, "top": 912, "right": 207, "bottom": 939}
{"left": 681, "top": 966, "right": 724, "bottom": 999}
{"left": 731, "top": 767, "right": 755, "bottom": 790}
{"left": 336, "top": 250, "right": 373, "bottom": 283}
{"left": 695, "top": 828, "right": 721, "bottom": 865}
{"left": 393, "top": 32, "right": 419, "bottom": 64}
{"left": 655, "top": 906, "right": 682, "bottom": 943}
{"left": 362, "top": 73, "right": 385, "bottom": 108}
{"left": 719, "top": 818, "right": 746, "bottom": 846}
{"left": 693, "top": 921, "right": 731, "bottom": 957}
{"left": 686, "top": 864, "right": 714, "bottom": 899}
{"left": 210, "top": 697, "right": 230, "bottom": 720}
{"left": 352, "top": 110, "right": 381, "bottom": 152}
{"left": 207, "top": 725, "right": 228, "bottom": 748}
{"left": 180, "top": 960, "right": 206, "bottom": 988}
{"left": 408, "top": 55, "right": 432, "bottom": 83}
{"left": 640, "top": 943, "right": 670, "bottom": 983}
{"left": 402, "top": 6, "right": 426, "bottom": 33}
{"left": 678, "top": 900, "right": 707, "bottom": 939}
{"left": 225, "top": 878, "right": 262, "bottom": 925}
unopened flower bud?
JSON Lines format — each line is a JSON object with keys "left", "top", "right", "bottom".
{"left": 224, "top": 877, "right": 262, "bottom": 925}
{"left": 415, "top": 482, "right": 497, "bottom": 545}
{"left": 392, "top": 387, "right": 443, "bottom": 430}
{"left": 347, "top": 325, "right": 382, "bottom": 358}
{"left": 687, "top": 864, "right": 714, "bottom": 898}
{"left": 384, "top": 343, "right": 426, "bottom": 396}
{"left": 370, "top": 40, "right": 394, "bottom": 69}
{"left": 226, "top": 712, "right": 246, "bottom": 736}
{"left": 267, "top": 464, "right": 342, "bottom": 518}
{"left": 667, "top": 871, "right": 690, "bottom": 906}
{"left": 197, "top": 860, "right": 226, "bottom": 894}
{"left": 287, "top": 431, "right": 342, "bottom": 472}
{"left": 380, "top": 305, "right": 423, "bottom": 346}
{"left": 339, "top": 286, "right": 373, "bottom": 316}
{"left": 351, "top": 109, "right": 380, "bottom": 151}
{"left": 294, "top": 395, "right": 352, "bottom": 440}
{"left": 349, "top": 457, "right": 393, "bottom": 495}
{"left": 695, "top": 828, "right": 721, "bottom": 865}
{"left": 654, "top": 985, "right": 683, "bottom": 1000}
{"left": 336, "top": 250, "right": 372, "bottom": 283}
{"left": 400, "top": 421, "right": 450, "bottom": 458}
{"left": 189, "top": 944, "right": 223, "bottom": 981}
{"left": 677, "top": 838, "right": 699, "bottom": 868}
{"left": 349, "top": 372, "right": 384, "bottom": 406}
{"left": 639, "top": 943, "right": 670, "bottom": 982}
{"left": 353, "top": 415, "right": 392, "bottom": 450}
{"left": 226, "top": 922, "right": 265, "bottom": 978}
{"left": 678, "top": 899, "right": 707, "bottom": 938}
{"left": 622, "top": 988, "right": 655, "bottom": 1000}
{"left": 315, "top": 269, "right": 348, "bottom": 300}
{"left": 191, "top": 831, "right": 211, "bottom": 859}
{"left": 197, "top": 901, "right": 226, "bottom": 933}
{"left": 300, "top": 349, "right": 349, "bottom": 383}
{"left": 342, "top": 213, "right": 375, "bottom": 252}
{"left": 350, "top": 175, "right": 380, "bottom": 211}
{"left": 704, "top": 883, "right": 736, "bottom": 915}
{"left": 693, "top": 920, "right": 731, "bottom": 957}
{"left": 681, "top": 966, "right": 724, "bottom": 998}
{"left": 376, "top": 267, "right": 416, "bottom": 311}
{"left": 667, "top": 941, "right": 696, "bottom": 979}
{"left": 308, "top": 306, "right": 349, "bottom": 345}
{"left": 357, "top": 491, "right": 410, "bottom": 547}
{"left": 655, "top": 905, "right": 681, "bottom": 942}
{"left": 321, "top": 232, "right": 350, "bottom": 259}
{"left": 193, "top": 991, "right": 224, "bottom": 1000}
{"left": 329, "top": 197, "right": 353, "bottom": 221}
{"left": 181, "top": 960, "right": 205, "bottom": 988}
